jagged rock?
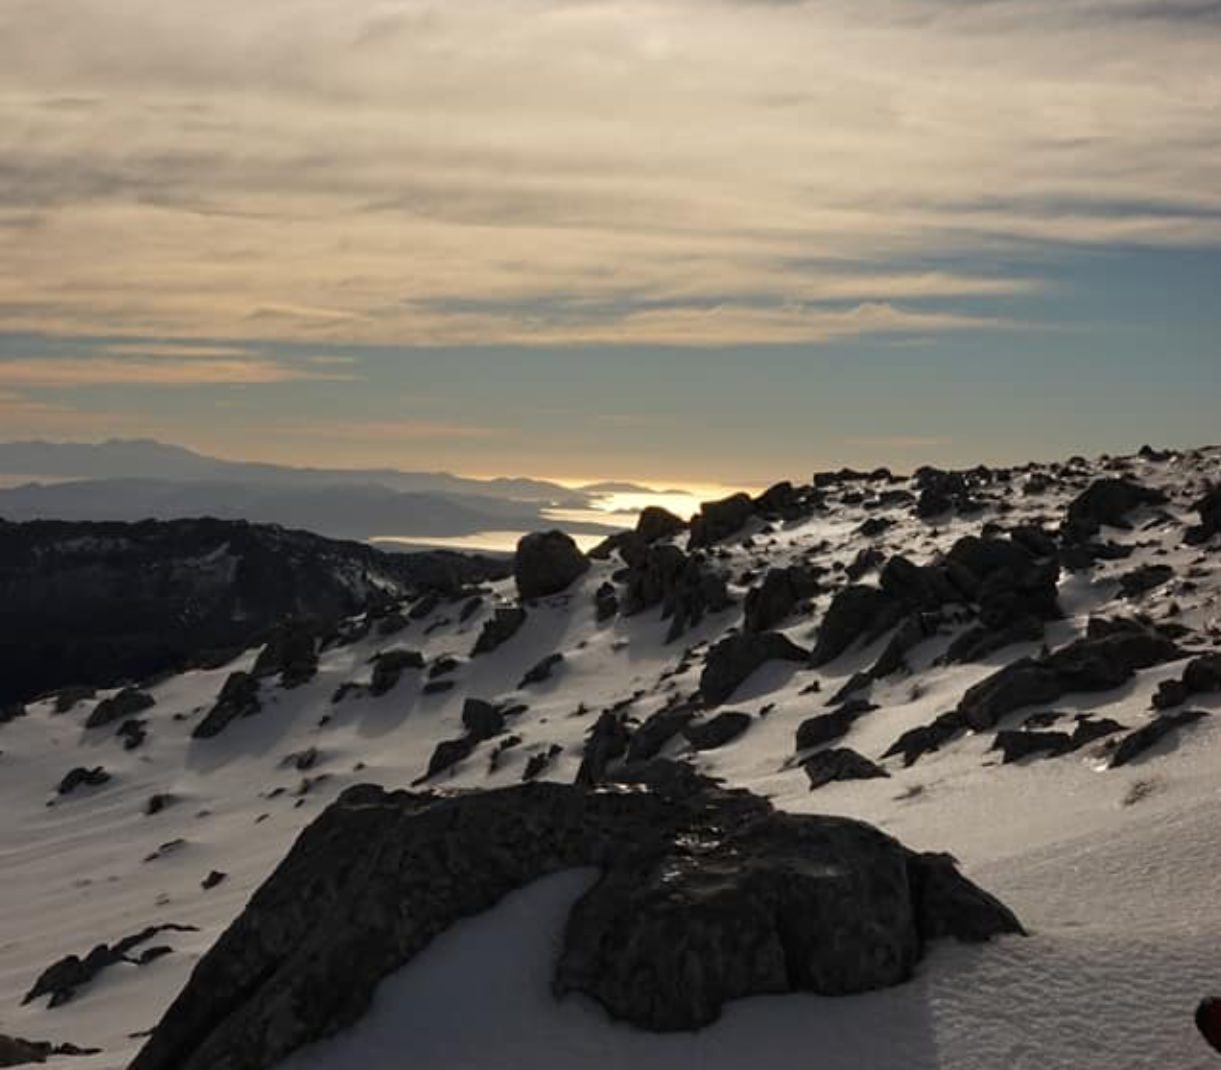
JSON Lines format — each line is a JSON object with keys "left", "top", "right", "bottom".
{"left": 375, "top": 611, "right": 408, "bottom": 637}
{"left": 743, "top": 566, "right": 820, "bottom": 632}
{"left": 621, "top": 544, "right": 731, "bottom": 642}
{"left": 846, "top": 546, "right": 885, "bottom": 581}
{"left": 53, "top": 686, "right": 96, "bottom": 714}
{"left": 575, "top": 711, "right": 631, "bottom": 784}
{"left": 1109, "top": 710, "right": 1208, "bottom": 768}
{"left": 991, "top": 730, "right": 1072, "bottom": 763}
{"left": 202, "top": 871, "right": 228, "bottom": 891}
{"left": 802, "top": 748, "right": 889, "bottom": 789}
{"left": 1185, "top": 486, "right": 1221, "bottom": 545}
{"left": 418, "top": 737, "right": 476, "bottom": 782}
{"left": 594, "top": 582, "right": 619, "bottom": 622}
{"left": 24, "top": 924, "right": 198, "bottom": 1008}
{"left": 145, "top": 793, "right": 174, "bottom": 816}
{"left": 753, "top": 481, "right": 819, "bottom": 521}
{"left": 688, "top": 492, "right": 755, "bottom": 548}
{"left": 1117, "top": 564, "right": 1174, "bottom": 598}
{"left": 522, "top": 744, "right": 563, "bottom": 781}
{"left": 56, "top": 767, "right": 110, "bottom": 795}
{"left": 519, "top": 653, "right": 564, "bottom": 688}
{"left": 514, "top": 531, "right": 590, "bottom": 600}
{"left": 368, "top": 648, "right": 425, "bottom": 696}
{"left": 857, "top": 517, "right": 893, "bottom": 538}
{"left": 1065, "top": 478, "right": 1168, "bottom": 540}
{"left": 809, "top": 586, "right": 903, "bottom": 667}
{"left": 1183, "top": 653, "right": 1221, "bottom": 694}
{"left": 882, "top": 711, "right": 967, "bottom": 767}
{"left": 957, "top": 626, "right": 1181, "bottom": 731}
{"left": 193, "top": 672, "right": 261, "bottom": 740}
{"left": 636, "top": 506, "right": 687, "bottom": 543}
{"left": 794, "top": 699, "right": 878, "bottom": 752}
{"left": 683, "top": 711, "right": 752, "bottom": 751}
{"left": 461, "top": 699, "right": 505, "bottom": 742}
{"left": 626, "top": 709, "right": 696, "bottom": 762}
{"left": 0, "top": 1035, "right": 100, "bottom": 1065}
{"left": 252, "top": 621, "right": 319, "bottom": 688}
{"left": 116, "top": 717, "right": 148, "bottom": 750}
{"left": 699, "top": 631, "right": 809, "bottom": 706}
{"left": 128, "top": 766, "right": 1020, "bottom": 1070}
{"left": 470, "top": 607, "right": 527, "bottom": 656}
{"left": 84, "top": 687, "right": 155, "bottom": 729}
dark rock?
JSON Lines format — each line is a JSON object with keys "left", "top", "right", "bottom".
{"left": 418, "top": 737, "right": 476, "bottom": 782}
{"left": 1185, "top": 486, "right": 1221, "bottom": 545}
{"left": 128, "top": 768, "right": 1019, "bottom": 1070}
{"left": 202, "top": 871, "right": 227, "bottom": 891}
{"left": 470, "top": 607, "right": 527, "bottom": 656}
{"left": 85, "top": 687, "right": 155, "bottom": 729}
{"left": 575, "top": 711, "right": 631, "bottom": 785}
{"left": 0, "top": 702, "right": 27, "bottom": 725}
{"left": 514, "top": 531, "right": 590, "bottom": 600}
{"left": 57, "top": 767, "right": 110, "bottom": 795}
{"left": 594, "top": 582, "right": 619, "bottom": 622}
{"left": 192, "top": 672, "right": 260, "bottom": 740}
{"left": 117, "top": 717, "right": 148, "bottom": 750}
{"left": 427, "top": 656, "right": 459, "bottom": 680}
{"left": 882, "top": 711, "right": 967, "bottom": 767}
{"left": 620, "top": 544, "right": 731, "bottom": 642}
{"left": 252, "top": 621, "right": 319, "bottom": 688}
{"left": 461, "top": 699, "right": 505, "bottom": 742}
{"left": 1065, "top": 478, "right": 1168, "bottom": 540}
{"left": 636, "top": 506, "right": 687, "bottom": 543}
{"left": 519, "top": 653, "right": 564, "bottom": 688}
{"left": 743, "top": 566, "right": 820, "bottom": 633}
{"left": 699, "top": 631, "right": 809, "bottom": 706}
{"left": 1109, "top": 709, "right": 1208, "bottom": 768}
{"left": 688, "top": 492, "right": 755, "bottom": 548}
{"left": 957, "top": 627, "right": 1181, "bottom": 731}
{"left": 421, "top": 680, "right": 454, "bottom": 696}
{"left": 24, "top": 924, "right": 198, "bottom": 1008}
{"left": 522, "top": 744, "right": 563, "bottom": 781}
{"left": 990, "top": 730, "right": 1071, "bottom": 763}
{"left": 809, "top": 586, "right": 903, "bottom": 667}
{"left": 1117, "top": 564, "right": 1174, "bottom": 599}
{"left": 407, "top": 592, "right": 440, "bottom": 621}
{"left": 802, "top": 748, "right": 889, "bottom": 789}
{"left": 368, "top": 648, "right": 425, "bottom": 696}
{"left": 1184, "top": 653, "right": 1221, "bottom": 694}
{"left": 459, "top": 596, "right": 483, "bottom": 623}
{"left": 795, "top": 700, "right": 877, "bottom": 752}
{"left": 1152, "top": 678, "right": 1190, "bottom": 710}
{"left": 145, "top": 793, "right": 174, "bottom": 816}
{"left": 857, "top": 517, "right": 893, "bottom": 539}
{"left": 846, "top": 546, "right": 884, "bottom": 581}
{"left": 374, "top": 611, "right": 408, "bottom": 637}
{"left": 53, "top": 686, "right": 96, "bottom": 714}
{"left": 626, "top": 709, "right": 695, "bottom": 762}
{"left": 683, "top": 711, "right": 752, "bottom": 751}
{"left": 0, "top": 1035, "right": 100, "bottom": 1065}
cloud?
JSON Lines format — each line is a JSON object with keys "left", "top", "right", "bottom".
{"left": 0, "top": 0, "right": 1216, "bottom": 345}
{"left": 0, "top": 357, "right": 352, "bottom": 386}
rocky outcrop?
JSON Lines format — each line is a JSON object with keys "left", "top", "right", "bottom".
{"left": 1064, "top": 478, "right": 1167, "bottom": 540}
{"left": 0, "top": 517, "right": 497, "bottom": 708}
{"left": 470, "top": 607, "right": 527, "bottom": 656}
{"left": 1153, "top": 654, "right": 1221, "bottom": 709}
{"left": 129, "top": 765, "right": 1021, "bottom": 1070}
{"left": 687, "top": 493, "right": 755, "bottom": 548}
{"left": 368, "top": 648, "right": 425, "bottom": 696}
{"left": 699, "top": 632, "right": 809, "bottom": 706}
{"left": 743, "top": 566, "right": 821, "bottom": 633}
{"left": 0, "top": 1035, "right": 99, "bottom": 1065}
{"left": 635, "top": 506, "right": 687, "bottom": 543}
{"left": 84, "top": 687, "right": 155, "bottom": 729}
{"left": 620, "top": 544, "right": 731, "bottom": 642}
{"left": 23, "top": 924, "right": 197, "bottom": 1008}
{"left": 682, "top": 711, "right": 752, "bottom": 751}
{"left": 1117, "top": 564, "right": 1174, "bottom": 599}
{"left": 802, "top": 748, "right": 889, "bottom": 789}
{"left": 1185, "top": 486, "right": 1221, "bottom": 545}
{"left": 575, "top": 711, "right": 632, "bottom": 785}
{"left": 192, "top": 672, "right": 261, "bottom": 740}
{"left": 795, "top": 699, "right": 878, "bottom": 752}
{"left": 519, "top": 653, "right": 563, "bottom": 688}
{"left": 1109, "top": 709, "right": 1208, "bottom": 768}
{"left": 514, "top": 531, "right": 590, "bottom": 600}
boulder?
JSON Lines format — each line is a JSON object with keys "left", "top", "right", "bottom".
{"left": 518, "top": 653, "right": 563, "bottom": 688}
{"left": 252, "top": 621, "right": 319, "bottom": 688}
{"left": 626, "top": 709, "right": 695, "bottom": 762}
{"left": 699, "top": 632, "right": 809, "bottom": 706}
{"left": 802, "top": 748, "right": 889, "bottom": 789}
{"left": 470, "top": 607, "right": 527, "bottom": 656}
{"left": 621, "top": 544, "right": 731, "bottom": 642}
{"left": 514, "top": 531, "right": 590, "bottom": 600}
{"left": 368, "top": 649, "right": 425, "bottom": 696}
{"left": 809, "top": 586, "right": 903, "bottom": 667}
{"left": 743, "top": 566, "right": 820, "bottom": 633}
{"left": 461, "top": 699, "right": 505, "bottom": 742}
{"left": 1117, "top": 564, "right": 1174, "bottom": 599}
{"left": 85, "top": 687, "right": 155, "bottom": 730}
{"left": 1109, "top": 709, "right": 1208, "bottom": 768}
{"left": 193, "top": 672, "right": 261, "bottom": 740}
{"left": 688, "top": 493, "right": 755, "bottom": 548}
{"left": 594, "top": 582, "right": 619, "bottom": 622}
{"left": 0, "top": 1035, "right": 99, "bottom": 1065}
{"left": 1064, "top": 478, "right": 1167, "bottom": 540}
{"left": 1185, "top": 486, "right": 1221, "bottom": 545}
{"left": 575, "top": 711, "right": 631, "bottom": 785}
{"left": 128, "top": 766, "right": 1020, "bottom": 1070}
{"left": 56, "top": 767, "right": 110, "bottom": 796}
{"left": 682, "top": 711, "right": 753, "bottom": 751}
{"left": 635, "top": 506, "right": 687, "bottom": 543}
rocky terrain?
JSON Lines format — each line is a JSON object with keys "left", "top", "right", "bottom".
{"left": 0, "top": 518, "right": 508, "bottom": 708}
{"left": 1, "top": 443, "right": 1220, "bottom": 1069}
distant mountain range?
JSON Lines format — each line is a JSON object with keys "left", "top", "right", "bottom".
{"left": 0, "top": 439, "right": 657, "bottom": 543}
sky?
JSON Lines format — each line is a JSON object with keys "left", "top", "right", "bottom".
{"left": 1, "top": 0, "right": 1218, "bottom": 485}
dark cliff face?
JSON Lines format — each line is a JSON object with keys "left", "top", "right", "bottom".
{"left": 0, "top": 517, "right": 508, "bottom": 706}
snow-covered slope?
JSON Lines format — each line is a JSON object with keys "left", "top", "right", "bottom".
{"left": 2, "top": 445, "right": 1220, "bottom": 1069}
